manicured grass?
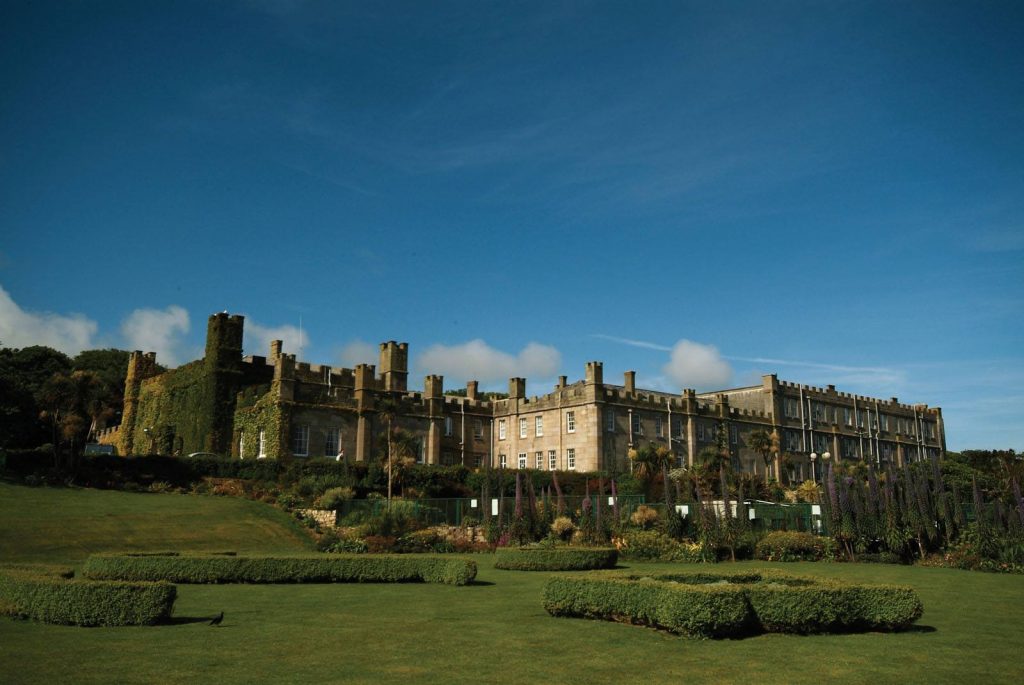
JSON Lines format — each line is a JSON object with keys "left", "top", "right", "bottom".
{"left": 0, "top": 482, "right": 314, "bottom": 563}
{"left": 1, "top": 483, "right": 1022, "bottom": 684}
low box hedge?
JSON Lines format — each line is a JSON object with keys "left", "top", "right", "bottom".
{"left": 543, "top": 569, "right": 922, "bottom": 638}
{"left": 0, "top": 564, "right": 176, "bottom": 627}
{"left": 83, "top": 553, "right": 477, "bottom": 586}
{"left": 543, "top": 575, "right": 750, "bottom": 638}
{"left": 494, "top": 547, "right": 618, "bottom": 571}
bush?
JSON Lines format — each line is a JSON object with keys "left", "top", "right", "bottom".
{"left": 316, "top": 486, "right": 355, "bottom": 510}
{"left": 550, "top": 516, "right": 575, "bottom": 542}
{"left": 494, "top": 547, "right": 618, "bottom": 571}
{"left": 616, "top": 530, "right": 706, "bottom": 562}
{"left": 755, "top": 531, "right": 831, "bottom": 562}
{"left": 82, "top": 553, "right": 477, "bottom": 586}
{"left": 630, "top": 505, "right": 660, "bottom": 530}
{"left": 542, "top": 569, "right": 922, "bottom": 637}
{"left": 0, "top": 564, "right": 176, "bottom": 626}
{"left": 543, "top": 574, "right": 750, "bottom": 638}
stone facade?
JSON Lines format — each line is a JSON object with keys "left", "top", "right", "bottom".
{"left": 110, "top": 312, "right": 947, "bottom": 481}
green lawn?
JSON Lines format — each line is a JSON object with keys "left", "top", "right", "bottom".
{"left": 2, "top": 483, "right": 1022, "bottom": 684}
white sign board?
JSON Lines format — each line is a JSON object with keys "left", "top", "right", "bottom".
{"left": 674, "top": 504, "right": 689, "bottom": 516}
{"left": 491, "top": 499, "right": 499, "bottom": 516}
{"left": 470, "top": 499, "right": 478, "bottom": 508}
{"left": 811, "top": 505, "right": 822, "bottom": 516}
{"left": 608, "top": 497, "right": 615, "bottom": 506}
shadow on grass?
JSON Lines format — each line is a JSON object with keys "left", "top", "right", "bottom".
{"left": 900, "top": 624, "right": 937, "bottom": 633}
{"left": 467, "top": 580, "right": 496, "bottom": 587}
{"left": 166, "top": 616, "right": 215, "bottom": 626}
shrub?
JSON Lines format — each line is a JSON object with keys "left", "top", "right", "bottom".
{"left": 630, "top": 505, "right": 660, "bottom": 530}
{"left": 616, "top": 530, "right": 706, "bottom": 562}
{"left": 0, "top": 564, "right": 176, "bottom": 626}
{"left": 543, "top": 574, "right": 750, "bottom": 638}
{"left": 316, "top": 486, "right": 355, "bottom": 510}
{"left": 755, "top": 531, "right": 830, "bottom": 562}
{"left": 550, "top": 516, "right": 575, "bottom": 542}
{"left": 542, "top": 569, "right": 922, "bottom": 637}
{"left": 494, "top": 547, "right": 618, "bottom": 571}
{"left": 83, "top": 553, "right": 477, "bottom": 586}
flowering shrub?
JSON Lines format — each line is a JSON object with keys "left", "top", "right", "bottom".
{"left": 616, "top": 530, "right": 706, "bottom": 562}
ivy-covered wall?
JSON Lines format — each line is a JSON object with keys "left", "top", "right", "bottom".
{"left": 128, "top": 360, "right": 213, "bottom": 455}
{"left": 233, "top": 388, "right": 286, "bottom": 459}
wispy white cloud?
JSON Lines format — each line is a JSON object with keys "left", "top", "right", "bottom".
{"left": 337, "top": 339, "right": 377, "bottom": 368}
{"left": 244, "top": 319, "right": 310, "bottom": 360}
{"left": 120, "top": 305, "right": 191, "bottom": 366}
{"left": 416, "top": 339, "right": 561, "bottom": 385}
{"left": 0, "top": 284, "right": 98, "bottom": 354}
{"left": 590, "top": 333, "right": 671, "bottom": 352}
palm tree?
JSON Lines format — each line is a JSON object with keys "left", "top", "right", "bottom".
{"left": 629, "top": 443, "right": 675, "bottom": 506}
{"left": 748, "top": 429, "right": 779, "bottom": 486}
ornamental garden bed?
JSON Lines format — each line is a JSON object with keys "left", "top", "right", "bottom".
{"left": 0, "top": 564, "right": 176, "bottom": 626}
{"left": 494, "top": 547, "right": 618, "bottom": 571}
{"left": 542, "top": 568, "right": 922, "bottom": 638}
{"left": 82, "top": 552, "right": 477, "bottom": 586}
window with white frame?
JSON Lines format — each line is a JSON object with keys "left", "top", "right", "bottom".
{"left": 812, "top": 402, "right": 824, "bottom": 421}
{"left": 444, "top": 416, "right": 453, "bottom": 436}
{"left": 567, "top": 448, "right": 576, "bottom": 470}
{"left": 291, "top": 424, "right": 309, "bottom": 456}
{"left": 499, "top": 454, "right": 507, "bottom": 469}
{"left": 519, "top": 417, "right": 527, "bottom": 438}
{"left": 566, "top": 411, "right": 576, "bottom": 433}
{"left": 672, "top": 417, "right": 682, "bottom": 438}
{"left": 499, "top": 419, "right": 507, "bottom": 440}
{"left": 631, "top": 413, "right": 642, "bottom": 435}
{"left": 325, "top": 428, "right": 341, "bottom": 456}
{"left": 880, "top": 414, "right": 889, "bottom": 431}
{"left": 258, "top": 430, "right": 266, "bottom": 458}
{"left": 784, "top": 429, "right": 801, "bottom": 451}
{"left": 474, "top": 420, "right": 484, "bottom": 438}
{"left": 518, "top": 452, "right": 527, "bottom": 469}
{"left": 655, "top": 417, "right": 663, "bottom": 438}
{"left": 844, "top": 407, "right": 854, "bottom": 426}
{"left": 535, "top": 451, "right": 543, "bottom": 469}
{"left": 605, "top": 410, "right": 615, "bottom": 432}
{"left": 814, "top": 434, "right": 829, "bottom": 453}
{"left": 697, "top": 424, "right": 705, "bottom": 441}
{"left": 535, "top": 416, "right": 543, "bottom": 436}
{"left": 548, "top": 449, "right": 556, "bottom": 470}
{"left": 857, "top": 410, "right": 866, "bottom": 428}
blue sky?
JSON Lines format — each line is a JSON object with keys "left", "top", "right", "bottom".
{"left": 1, "top": 1, "right": 1022, "bottom": 451}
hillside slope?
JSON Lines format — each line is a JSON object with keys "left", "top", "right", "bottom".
{"left": 0, "top": 482, "right": 314, "bottom": 564}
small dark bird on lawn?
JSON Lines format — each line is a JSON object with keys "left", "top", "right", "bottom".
{"left": 209, "top": 611, "right": 224, "bottom": 626}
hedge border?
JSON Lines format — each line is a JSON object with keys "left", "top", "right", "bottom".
{"left": 494, "top": 547, "right": 619, "bottom": 571}
{"left": 0, "top": 564, "right": 176, "bottom": 627}
{"left": 543, "top": 568, "right": 922, "bottom": 638}
{"left": 83, "top": 553, "right": 477, "bottom": 586}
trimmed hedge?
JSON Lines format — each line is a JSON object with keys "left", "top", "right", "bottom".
{"left": 0, "top": 564, "right": 176, "bottom": 626}
{"left": 543, "top": 575, "right": 750, "bottom": 638}
{"left": 494, "top": 547, "right": 618, "bottom": 571}
{"left": 543, "top": 569, "right": 922, "bottom": 638}
{"left": 83, "top": 553, "right": 477, "bottom": 586}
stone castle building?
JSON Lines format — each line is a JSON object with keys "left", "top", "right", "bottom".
{"left": 98, "top": 312, "right": 947, "bottom": 481}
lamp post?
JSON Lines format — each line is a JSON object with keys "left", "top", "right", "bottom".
{"left": 810, "top": 452, "right": 817, "bottom": 483}
{"left": 822, "top": 451, "right": 831, "bottom": 483}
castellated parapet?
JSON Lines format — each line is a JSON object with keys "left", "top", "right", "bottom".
{"left": 110, "top": 312, "right": 947, "bottom": 475}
